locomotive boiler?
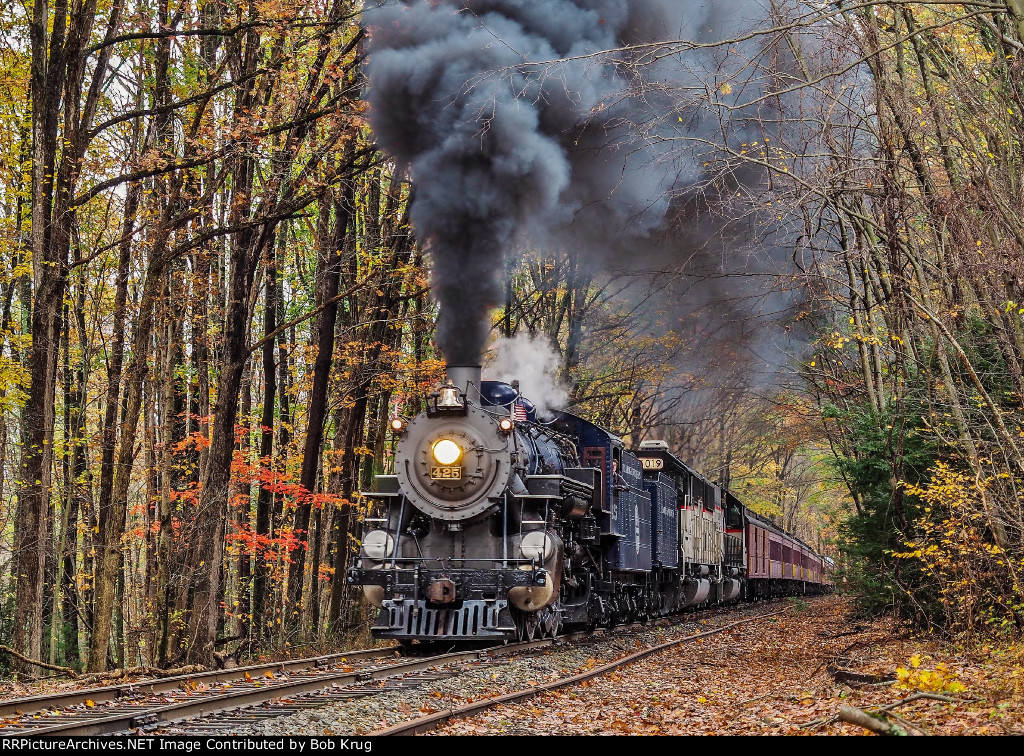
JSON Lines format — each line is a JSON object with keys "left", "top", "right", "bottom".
{"left": 348, "top": 366, "right": 831, "bottom": 645}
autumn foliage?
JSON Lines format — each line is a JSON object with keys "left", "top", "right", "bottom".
{"left": 3, "top": 0, "right": 1024, "bottom": 683}
{"left": 897, "top": 464, "right": 1024, "bottom": 635}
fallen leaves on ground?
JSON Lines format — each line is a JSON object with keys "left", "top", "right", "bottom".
{"left": 433, "top": 596, "right": 1024, "bottom": 735}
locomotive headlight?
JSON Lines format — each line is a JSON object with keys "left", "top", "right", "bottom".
{"left": 431, "top": 438, "right": 462, "bottom": 465}
{"left": 498, "top": 417, "right": 514, "bottom": 433}
{"left": 389, "top": 417, "right": 406, "bottom": 434}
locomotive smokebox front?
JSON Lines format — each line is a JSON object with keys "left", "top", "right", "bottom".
{"left": 395, "top": 363, "right": 514, "bottom": 523}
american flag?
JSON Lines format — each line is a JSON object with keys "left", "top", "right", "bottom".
{"left": 512, "top": 400, "right": 528, "bottom": 422}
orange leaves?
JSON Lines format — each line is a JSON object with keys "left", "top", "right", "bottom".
{"left": 317, "top": 564, "right": 335, "bottom": 581}
{"left": 225, "top": 520, "right": 302, "bottom": 562}
{"left": 168, "top": 482, "right": 202, "bottom": 508}
{"left": 173, "top": 430, "right": 212, "bottom": 453}
{"left": 230, "top": 454, "right": 348, "bottom": 510}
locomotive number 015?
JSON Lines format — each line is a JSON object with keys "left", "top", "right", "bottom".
{"left": 430, "top": 466, "right": 462, "bottom": 480}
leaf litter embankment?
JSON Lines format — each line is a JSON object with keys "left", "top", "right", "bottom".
{"left": 432, "top": 595, "right": 1024, "bottom": 735}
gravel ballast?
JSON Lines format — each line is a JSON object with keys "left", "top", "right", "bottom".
{"left": 189, "top": 602, "right": 785, "bottom": 736}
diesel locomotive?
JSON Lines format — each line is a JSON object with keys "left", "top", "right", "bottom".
{"left": 348, "top": 366, "right": 831, "bottom": 644}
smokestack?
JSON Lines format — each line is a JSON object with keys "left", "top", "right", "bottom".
{"left": 446, "top": 364, "right": 482, "bottom": 404}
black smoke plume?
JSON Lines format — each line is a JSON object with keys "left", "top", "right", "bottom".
{"left": 364, "top": 0, "right": 786, "bottom": 365}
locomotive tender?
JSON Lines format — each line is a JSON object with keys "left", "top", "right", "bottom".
{"left": 348, "top": 366, "right": 831, "bottom": 644}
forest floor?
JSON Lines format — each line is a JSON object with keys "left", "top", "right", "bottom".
{"left": 431, "top": 594, "right": 1024, "bottom": 735}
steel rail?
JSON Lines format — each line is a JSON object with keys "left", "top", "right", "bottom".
{"left": 0, "top": 646, "right": 403, "bottom": 721}
{"left": 371, "top": 606, "right": 791, "bottom": 736}
{"left": 2, "top": 641, "right": 559, "bottom": 736}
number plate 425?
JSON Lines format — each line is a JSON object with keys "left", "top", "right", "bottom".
{"left": 430, "top": 466, "right": 462, "bottom": 480}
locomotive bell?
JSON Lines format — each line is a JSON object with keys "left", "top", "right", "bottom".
{"left": 508, "top": 571, "right": 555, "bottom": 612}
{"left": 437, "top": 380, "right": 463, "bottom": 408}
{"left": 509, "top": 531, "right": 563, "bottom": 612}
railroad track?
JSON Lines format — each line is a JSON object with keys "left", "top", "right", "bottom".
{"left": 0, "top": 645, "right": 410, "bottom": 736}
{"left": 169, "top": 600, "right": 796, "bottom": 736}
{"left": 370, "top": 606, "right": 791, "bottom": 736}
{"left": 158, "top": 640, "right": 561, "bottom": 736}
{"left": 0, "top": 641, "right": 563, "bottom": 737}
{"left": 0, "top": 598, "right": 799, "bottom": 737}
{"left": 0, "top": 646, "right": 399, "bottom": 724}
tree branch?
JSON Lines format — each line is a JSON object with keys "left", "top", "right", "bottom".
{"left": 0, "top": 645, "right": 79, "bottom": 679}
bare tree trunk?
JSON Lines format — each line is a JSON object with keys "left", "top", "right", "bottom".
{"left": 288, "top": 176, "right": 355, "bottom": 629}
{"left": 253, "top": 239, "right": 279, "bottom": 642}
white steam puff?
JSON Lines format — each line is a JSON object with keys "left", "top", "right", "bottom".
{"left": 484, "top": 333, "right": 569, "bottom": 419}
{"left": 364, "top": 0, "right": 778, "bottom": 366}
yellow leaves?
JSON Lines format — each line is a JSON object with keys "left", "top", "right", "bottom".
{"left": 0, "top": 337, "right": 29, "bottom": 414}
{"left": 895, "top": 656, "right": 966, "bottom": 694}
{"left": 719, "top": 82, "right": 732, "bottom": 96}
{"left": 898, "top": 462, "right": 1023, "bottom": 631}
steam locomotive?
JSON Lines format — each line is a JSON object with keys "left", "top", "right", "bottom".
{"left": 348, "top": 366, "right": 831, "bottom": 644}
